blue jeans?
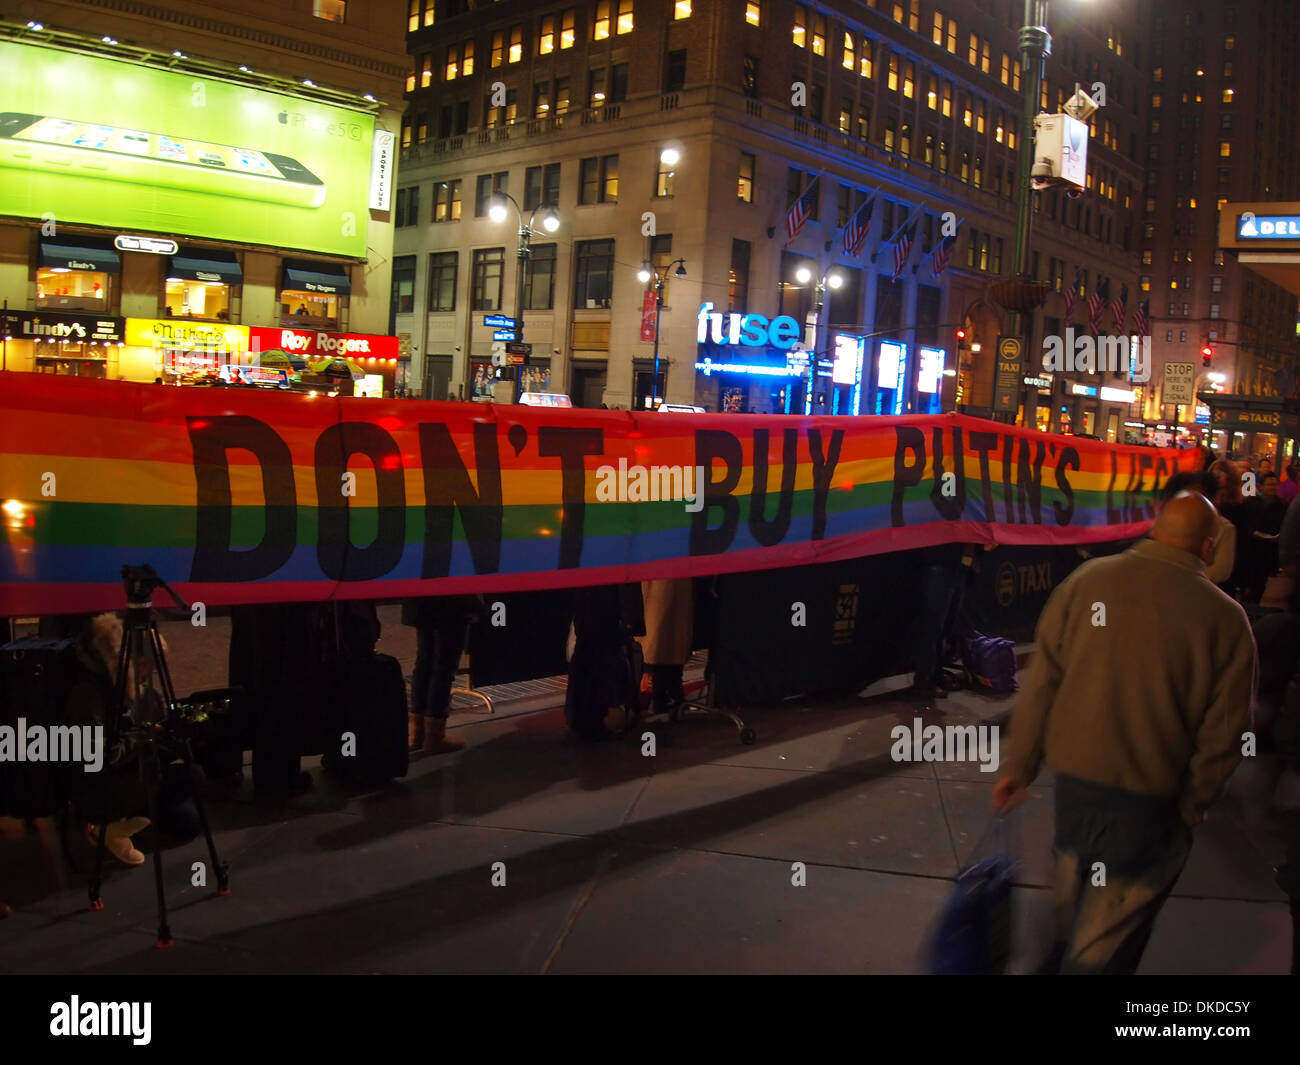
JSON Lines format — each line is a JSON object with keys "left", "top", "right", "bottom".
{"left": 912, "top": 563, "right": 965, "bottom": 687}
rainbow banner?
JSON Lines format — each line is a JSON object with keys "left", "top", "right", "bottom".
{"left": 0, "top": 373, "right": 1199, "bottom": 615}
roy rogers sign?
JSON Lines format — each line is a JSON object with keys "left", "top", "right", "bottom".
{"left": 249, "top": 327, "right": 399, "bottom": 359}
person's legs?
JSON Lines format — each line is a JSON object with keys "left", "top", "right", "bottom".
{"left": 1052, "top": 774, "right": 1193, "bottom": 975}
{"left": 912, "top": 564, "right": 957, "bottom": 692}
{"left": 409, "top": 625, "right": 434, "bottom": 747}
{"left": 419, "top": 615, "right": 467, "bottom": 753}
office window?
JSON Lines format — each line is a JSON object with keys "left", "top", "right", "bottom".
{"left": 786, "top": 166, "right": 802, "bottom": 210}
{"left": 1210, "top": 304, "right": 1220, "bottom": 319}
{"left": 395, "top": 186, "right": 419, "bottom": 227}
{"left": 313, "top": 0, "right": 345, "bottom": 22}
{"left": 555, "top": 76, "right": 571, "bottom": 114}
{"left": 973, "top": 153, "right": 982, "bottom": 187}
{"left": 842, "top": 32, "right": 855, "bottom": 71}
{"left": 656, "top": 150, "right": 676, "bottom": 197}
{"left": 433, "top": 179, "right": 462, "bottom": 222}
{"left": 524, "top": 164, "right": 560, "bottom": 210}
{"left": 1211, "top": 276, "right": 1222, "bottom": 293}
{"left": 574, "top": 239, "right": 615, "bottom": 308}
{"left": 534, "top": 80, "right": 552, "bottom": 117}
{"left": 1219, "top": 141, "right": 1231, "bottom": 157}
{"left": 523, "top": 244, "right": 556, "bottom": 310}
{"left": 1000, "top": 52, "right": 1010, "bottom": 85}
{"left": 475, "top": 172, "right": 508, "bottom": 216}
{"left": 809, "top": 82, "right": 824, "bottom": 123}
{"left": 903, "top": 62, "right": 914, "bottom": 99}
{"left": 428, "top": 252, "right": 457, "bottom": 312}
{"left": 408, "top": 0, "right": 419, "bottom": 32}
{"left": 579, "top": 155, "right": 619, "bottom": 203}
{"left": 962, "top": 93, "right": 972, "bottom": 127}
{"left": 400, "top": 116, "right": 411, "bottom": 148}
{"left": 746, "top": 1, "right": 761, "bottom": 26}
{"left": 1142, "top": 250, "right": 1153, "bottom": 265}
{"left": 932, "top": 11, "right": 943, "bottom": 45}
{"left": 539, "top": 14, "right": 556, "bottom": 54}
{"left": 812, "top": 13, "right": 825, "bottom": 55}
{"left": 942, "top": 81, "right": 952, "bottom": 117}
{"left": 907, "top": 0, "right": 919, "bottom": 31}
{"left": 738, "top": 152, "right": 755, "bottom": 202}
{"left": 509, "top": 25, "right": 523, "bottom": 63}
{"left": 651, "top": 234, "right": 675, "bottom": 305}
{"left": 728, "top": 239, "right": 750, "bottom": 313}
{"left": 589, "top": 68, "right": 607, "bottom": 107}
{"left": 976, "top": 100, "right": 985, "bottom": 133}
{"left": 491, "top": 30, "right": 505, "bottom": 68}
{"left": 937, "top": 139, "right": 948, "bottom": 171}
{"left": 421, "top": 54, "right": 433, "bottom": 88}
{"left": 838, "top": 103, "right": 851, "bottom": 134}
{"left": 888, "top": 55, "right": 899, "bottom": 92}
{"left": 392, "top": 255, "right": 415, "bottom": 314}
{"left": 966, "top": 227, "right": 978, "bottom": 268}
{"left": 595, "top": 1, "right": 611, "bottom": 39}
{"left": 901, "top": 123, "right": 912, "bottom": 157}
{"left": 981, "top": 41, "right": 990, "bottom": 74}
{"left": 611, "top": 62, "right": 629, "bottom": 102}
{"left": 561, "top": 9, "right": 575, "bottom": 48}
{"left": 674, "top": 0, "right": 691, "bottom": 19}
{"left": 471, "top": 248, "right": 505, "bottom": 311}
{"left": 884, "top": 119, "right": 896, "bottom": 152}
{"left": 666, "top": 49, "right": 687, "bottom": 93}
{"left": 860, "top": 38, "right": 874, "bottom": 78}
{"left": 743, "top": 54, "right": 759, "bottom": 97}
{"left": 486, "top": 88, "right": 518, "bottom": 127}
{"left": 836, "top": 184, "right": 851, "bottom": 228}
{"left": 1139, "top": 276, "right": 1150, "bottom": 292}
{"left": 793, "top": 3, "right": 806, "bottom": 48}
{"left": 968, "top": 33, "right": 978, "bottom": 65}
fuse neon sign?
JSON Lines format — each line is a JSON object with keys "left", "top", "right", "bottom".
{"left": 697, "top": 303, "right": 802, "bottom": 348}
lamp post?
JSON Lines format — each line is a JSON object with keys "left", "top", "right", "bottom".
{"left": 795, "top": 264, "right": 843, "bottom": 413}
{"left": 489, "top": 192, "right": 560, "bottom": 402}
{"left": 638, "top": 256, "right": 687, "bottom": 408}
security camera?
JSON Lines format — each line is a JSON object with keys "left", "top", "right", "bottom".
{"left": 1065, "top": 186, "right": 1084, "bottom": 200}
{"left": 1031, "top": 159, "right": 1054, "bottom": 190}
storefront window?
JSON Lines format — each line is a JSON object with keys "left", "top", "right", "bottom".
{"left": 36, "top": 268, "right": 110, "bottom": 312}
{"left": 165, "top": 279, "right": 231, "bottom": 320}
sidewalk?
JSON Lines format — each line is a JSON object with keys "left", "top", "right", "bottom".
{"left": 0, "top": 623, "right": 1292, "bottom": 974}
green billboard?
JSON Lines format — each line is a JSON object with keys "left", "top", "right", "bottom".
{"left": 0, "top": 41, "right": 374, "bottom": 258}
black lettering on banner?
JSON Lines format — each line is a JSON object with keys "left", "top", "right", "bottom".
{"left": 749, "top": 428, "right": 798, "bottom": 546}
{"left": 1054, "top": 447, "right": 1079, "bottom": 525}
{"left": 1001, "top": 434, "right": 1016, "bottom": 524}
{"left": 930, "top": 426, "right": 966, "bottom": 520}
{"left": 1106, "top": 450, "right": 1123, "bottom": 525}
{"left": 690, "top": 429, "right": 743, "bottom": 555}
{"left": 1151, "top": 455, "right": 1168, "bottom": 517}
{"left": 1138, "top": 452, "right": 1155, "bottom": 520}
{"left": 891, "top": 426, "right": 926, "bottom": 527}
{"left": 417, "top": 422, "right": 503, "bottom": 578}
{"left": 1016, "top": 437, "right": 1046, "bottom": 525}
{"left": 808, "top": 428, "right": 845, "bottom": 540}
{"left": 187, "top": 415, "right": 296, "bottom": 582}
{"left": 537, "top": 426, "right": 604, "bottom": 569}
{"left": 968, "top": 431, "right": 999, "bottom": 524}
{"left": 314, "top": 422, "right": 406, "bottom": 581}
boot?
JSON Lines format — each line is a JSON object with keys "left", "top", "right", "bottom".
{"left": 408, "top": 712, "right": 426, "bottom": 751}
{"left": 421, "top": 716, "right": 466, "bottom": 754}
{"left": 86, "top": 817, "right": 150, "bottom": 867}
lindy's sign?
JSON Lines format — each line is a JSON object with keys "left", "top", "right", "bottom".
{"left": 697, "top": 303, "right": 802, "bottom": 348}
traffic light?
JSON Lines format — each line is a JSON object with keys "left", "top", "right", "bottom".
{"left": 957, "top": 328, "right": 967, "bottom": 343}
{"left": 1202, "top": 344, "right": 1213, "bottom": 366}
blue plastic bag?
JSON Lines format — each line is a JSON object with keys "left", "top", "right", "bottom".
{"left": 924, "top": 816, "right": 1017, "bottom": 974}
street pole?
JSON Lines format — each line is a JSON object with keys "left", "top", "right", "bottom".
{"left": 514, "top": 221, "right": 530, "bottom": 403}
{"left": 651, "top": 276, "right": 664, "bottom": 408}
{"left": 1007, "top": 0, "right": 1050, "bottom": 424}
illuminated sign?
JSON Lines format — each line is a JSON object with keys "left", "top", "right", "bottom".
{"left": 695, "top": 358, "right": 805, "bottom": 378}
{"left": 125, "top": 317, "right": 249, "bottom": 355}
{"left": 696, "top": 303, "right": 801, "bottom": 349}
{"left": 114, "top": 235, "right": 178, "bottom": 255}
{"left": 834, "top": 334, "right": 865, "bottom": 414}
{"left": 1237, "top": 214, "right": 1300, "bottom": 239}
{"left": 218, "top": 364, "right": 288, "bottom": 387}
{"left": 248, "top": 326, "right": 399, "bottom": 359}
{"left": 1071, "top": 383, "right": 1098, "bottom": 396}
{"left": 878, "top": 341, "right": 905, "bottom": 390}
{"left": 1100, "top": 386, "right": 1136, "bottom": 403}
{"left": 918, "top": 346, "right": 945, "bottom": 394}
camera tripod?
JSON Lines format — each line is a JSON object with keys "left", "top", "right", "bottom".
{"left": 88, "top": 564, "right": 230, "bottom": 948}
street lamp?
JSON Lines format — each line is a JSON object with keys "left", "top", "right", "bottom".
{"left": 793, "top": 266, "right": 843, "bottom": 412}
{"left": 638, "top": 257, "right": 687, "bottom": 407}
{"left": 490, "top": 192, "right": 560, "bottom": 402}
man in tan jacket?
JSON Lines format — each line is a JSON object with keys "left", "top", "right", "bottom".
{"left": 993, "top": 492, "right": 1256, "bottom": 974}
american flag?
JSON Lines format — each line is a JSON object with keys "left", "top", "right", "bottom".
{"left": 842, "top": 196, "right": 875, "bottom": 257}
{"left": 784, "top": 176, "right": 820, "bottom": 245}
{"left": 1063, "top": 269, "right": 1081, "bottom": 320}
{"left": 1111, "top": 283, "right": 1128, "bottom": 333}
{"left": 1133, "top": 299, "right": 1150, "bottom": 337}
{"left": 928, "top": 231, "right": 956, "bottom": 278}
{"left": 1088, "top": 277, "right": 1108, "bottom": 335}
{"left": 891, "top": 221, "right": 916, "bottom": 281}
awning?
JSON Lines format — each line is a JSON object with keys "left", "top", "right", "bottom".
{"left": 282, "top": 259, "right": 351, "bottom": 296}
{"left": 39, "top": 238, "right": 120, "bottom": 274}
{"left": 168, "top": 250, "right": 242, "bottom": 285}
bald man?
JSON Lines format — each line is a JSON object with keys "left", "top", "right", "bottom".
{"left": 993, "top": 492, "right": 1257, "bottom": 974}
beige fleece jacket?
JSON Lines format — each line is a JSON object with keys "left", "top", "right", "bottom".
{"left": 1005, "top": 538, "right": 1256, "bottom": 825}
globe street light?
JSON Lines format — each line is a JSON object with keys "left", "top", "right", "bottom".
{"left": 640, "top": 257, "right": 687, "bottom": 407}
{"left": 792, "top": 266, "right": 844, "bottom": 412}
{"left": 490, "top": 192, "right": 560, "bottom": 401}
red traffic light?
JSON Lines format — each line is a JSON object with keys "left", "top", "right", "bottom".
{"left": 1201, "top": 345, "right": 1213, "bottom": 357}
{"left": 956, "top": 329, "right": 967, "bottom": 341}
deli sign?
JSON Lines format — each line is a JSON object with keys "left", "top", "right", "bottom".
{"left": 249, "top": 327, "right": 399, "bottom": 359}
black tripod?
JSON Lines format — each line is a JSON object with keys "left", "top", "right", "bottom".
{"left": 88, "top": 564, "right": 230, "bottom": 947}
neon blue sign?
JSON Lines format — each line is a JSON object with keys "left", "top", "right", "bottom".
{"left": 697, "top": 303, "right": 802, "bottom": 348}
{"left": 695, "top": 357, "right": 805, "bottom": 378}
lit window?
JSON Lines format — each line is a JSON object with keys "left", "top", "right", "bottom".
{"left": 746, "top": 2, "right": 760, "bottom": 27}
{"left": 946, "top": 19, "right": 957, "bottom": 53}
{"left": 462, "top": 40, "right": 474, "bottom": 76}
{"left": 1222, "top": 87, "right": 1234, "bottom": 103}
{"left": 860, "top": 39, "right": 873, "bottom": 78}
{"left": 1000, "top": 53, "right": 1010, "bottom": 85}
{"left": 842, "top": 32, "right": 854, "bottom": 71}
{"left": 942, "top": 82, "right": 952, "bottom": 116}
{"left": 738, "top": 152, "right": 755, "bottom": 202}
{"left": 903, "top": 62, "right": 914, "bottom": 99}
{"left": 1224, "top": 35, "right": 1235, "bottom": 50}
{"left": 962, "top": 94, "right": 971, "bottom": 127}
{"left": 595, "top": 1, "right": 611, "bottom": 39}
{"left": 445, "top": 45, "right": 458, "bottom": 81}
{"left": 406, "top": 61, "right": 416, "bottom": 94}
{"left": 421, "top": 53, "right": 432, "bottom": 87}
{"left": 539, "top": 14, "right": 554, "bottom": 54}
{"left": 811, "top": 13, "right": 825, "bottom": 55}
{"left": 561, "top": 10, "right": 575, "bottom": 48}
{"left": 1153, "top": 67, "right": 1163, "bottom": 82}
{"left": 312, "top": 0, "right": 345, "bottom": 22}
{"left": 1219, "top": 141, "right": 1231, "bottom": 157}
{"left": 491, "top": 30, "right": 504, "bottom": 68}
{"left": 888, "top": 55, "right": 899, "bottom": 92}
{"left": 793, "top": 3, "right": 806, "bottom": 48}
{"left": 932, "top": 11, "right": 943, "bottom": 45}
{"left": 617, "top": 0, "right": 634, "bottom": 35}
{"left": 675, "top": 0, "right": 692, "bottom": 19}
{"left": 509, "top": 25, "right": 523, "bottom": 63}
{"left": 408, "top": 0, "right": 419, "bottom": 33}
{"left": 968, "top": 33, "right": 977, "bottom": 65}
{"left": 424, "top": 0, "right": 433, "bottom": 27}
{"left": 927, "top": 76, "right": 938, "bottom": 110}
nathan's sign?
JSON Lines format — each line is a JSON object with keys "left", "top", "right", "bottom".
{"left": 249, "top": 327, "right": 399, "bottom": 359}
{"left": 125, "top": 318, "right": 250, "bottom": 356}
{"left": 0, "top": 373, "right": 1200, "bottom": 614}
